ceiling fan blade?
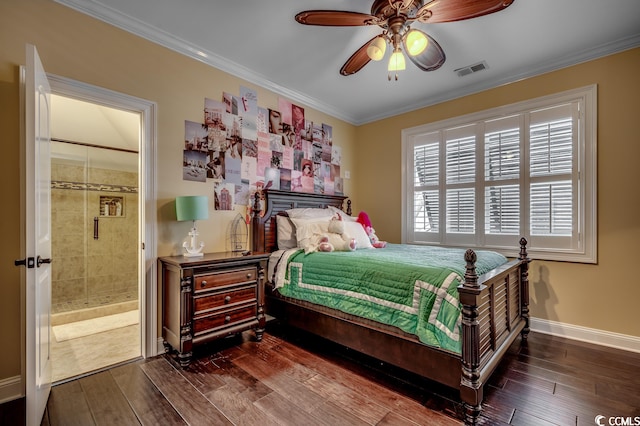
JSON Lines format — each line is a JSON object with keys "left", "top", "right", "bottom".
{"left": 340, "top": 36, "right": 378, "bottom": 76}
{"left": 295, "top": 10, "right": 377, "bottom": 26}
{"left": 419, "top": 0, "right": 514, "bottom": 23}
{"left": 403, "top": 31, "right": 446, "bottom": 71}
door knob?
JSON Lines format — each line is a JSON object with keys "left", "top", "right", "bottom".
{"left": 14, "top": 257, "right": 35, "bottom": 268}
{"left": 37, "top": 256, "right": 52, "bottom": 267}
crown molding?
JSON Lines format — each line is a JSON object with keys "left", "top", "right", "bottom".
{"left": 362, "top": 33, "right": 640, "bottom": 124}
{"left": 54, "top": 0, "right": 640, "bottom": 126}
{"left": 53, "top": 0, "right": 358, "bottom": 124}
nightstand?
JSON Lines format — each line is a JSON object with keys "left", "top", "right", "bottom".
{"left": 159, "top": 251, "right": 269, "bottom": 367}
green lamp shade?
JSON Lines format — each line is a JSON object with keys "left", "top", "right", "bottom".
{"left": 175, "top": 196, "right": 209, "bottom": 221}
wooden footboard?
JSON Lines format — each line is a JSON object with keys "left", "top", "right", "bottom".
{"left": 252, "top": 189, "right": 530, "bottom": 425}
{"left": 458, "top": 238, "right": 530, "bottom": 423}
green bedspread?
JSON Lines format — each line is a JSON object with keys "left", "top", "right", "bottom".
{"left": 276, "top": 243, "right": 507, "bottom": 353}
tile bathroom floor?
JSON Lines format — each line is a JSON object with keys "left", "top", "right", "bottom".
{"left": 51, "top": 319, "right": 140, "bottom": 383}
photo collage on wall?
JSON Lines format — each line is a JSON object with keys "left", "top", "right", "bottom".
{"left": 183, "top": 86, "right": 343, "bottom": 213}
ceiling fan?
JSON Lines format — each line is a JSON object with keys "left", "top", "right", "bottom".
{"left": 295, "top": 0, "right": 515, "bottom": 80}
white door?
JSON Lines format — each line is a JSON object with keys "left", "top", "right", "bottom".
{"left": 24, "top": 44, "right": 52, "bottom": 426}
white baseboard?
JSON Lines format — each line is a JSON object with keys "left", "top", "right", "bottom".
{"left": 0, "top": 375, "right": 23, "bottom": 404}
{"left": 530, "top": 317, "right": 640, "bottom": 353}
{"left": 156, "top": 337, "right": 165, "bottom": 355}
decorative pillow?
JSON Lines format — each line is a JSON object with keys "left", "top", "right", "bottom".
{"left": 276, "top": 215, "right": 297, "bottom": 250}
{"left": 286, "top": 207, "right": 334, "bottom": 220}
{"left": 343, "top": 221, "right": 374, "bottom": 249}
{"left": 290, "top": 218, "right": 331, "bottom": 252}
{"left": 327, "top": 205, "right": 356, "bottom": 221}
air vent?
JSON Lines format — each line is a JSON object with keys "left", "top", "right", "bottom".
{"left": 455, "top": 61, "right": 488, "bottom": 77}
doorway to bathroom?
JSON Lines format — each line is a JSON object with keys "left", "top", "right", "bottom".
{"left": 48, "top": 93, "right": 142, "bottom": 383}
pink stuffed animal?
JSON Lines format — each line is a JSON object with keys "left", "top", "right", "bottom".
{"left": 356, "top": 211, "right": 387, "bottom": 248}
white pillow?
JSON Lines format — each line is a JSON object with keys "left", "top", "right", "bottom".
{"left": 344, "top": 221, "right": 374, "bottom": 249}
{"left": 286, "top": 207, "right": 334, "bottom": 220}
{"left": 290, "top": 218, "right": 330, "bottom": 252}
{"left": 328, "top": 205, "right": 356, "bottom": 221}
{"left": 276, "top": 215, "right": 297, "bottom": 250}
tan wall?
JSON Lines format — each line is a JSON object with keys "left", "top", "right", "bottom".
{"left": 355, "top": 48, "right": 640, "bottom": 338}
{"left": 0, "top": 0, "right": 356, "bottom": 383}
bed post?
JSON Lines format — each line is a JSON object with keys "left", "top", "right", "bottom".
{"left": 459, "top": 249, "right": 482, "bottom": 425}
{"left": 251, "top": 191, "right": 264, "bottom": 253}
{"left": 518, "top": 237, "right": 530, "bottom": 339}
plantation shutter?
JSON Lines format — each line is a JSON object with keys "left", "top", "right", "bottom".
{"left": 445, "top": 125, "right": 476, "bottom": 245}
{"left": 412, "top": 131, "right": 440, "bottom": 242}
{"left": 528, "top": 103, "right": 577, "bottom": 250}
{"left": 484, "top": 115, "right": 521, "bottom": 246}
{"left": 402, "top": 86, "right": 594, "bottom": 262}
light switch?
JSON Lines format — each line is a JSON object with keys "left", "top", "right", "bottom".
{"left": 344, "top": 170, "right": 351, "bottom": 179}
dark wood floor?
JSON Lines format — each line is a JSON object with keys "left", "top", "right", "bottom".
{"left": 38, "top": 324, "right": 640, "bottom": 426}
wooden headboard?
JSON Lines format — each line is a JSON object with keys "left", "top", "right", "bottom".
{"left": 251, "top": 189, "right": 350, "bottom": 253}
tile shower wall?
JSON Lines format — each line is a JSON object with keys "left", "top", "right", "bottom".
{"left": 51, "top": 162, "right": 138, "bottom": 313}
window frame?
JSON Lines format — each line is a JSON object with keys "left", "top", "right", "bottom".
{"left": 401, "top": 85, "right": 597, "bottom": 263}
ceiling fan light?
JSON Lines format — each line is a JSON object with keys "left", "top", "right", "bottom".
{"left": 388, "top": 49, "right": 406, "bottom": 71}
{"left": 366, "top": 37, "right": 387, "bottom": 61}
{"left": 406, "top": 29, "right": 428, "bottom": 56}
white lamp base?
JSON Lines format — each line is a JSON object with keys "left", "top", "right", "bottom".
{"left": 183, "top": 251, "right": 204, "bottom": 258}
{"left": 183, "top": 226, "right": 205, "bottom": 257}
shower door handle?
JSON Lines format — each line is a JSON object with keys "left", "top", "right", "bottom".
{"left": 94, "top": 216, "right": 99, "bottom": 240}
{"left": 37, "top": 255, "right": 52, "bottom": 267}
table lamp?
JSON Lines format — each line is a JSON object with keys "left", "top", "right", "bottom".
{"left": 175, "top": 195, "right": 209, "bottom": 257}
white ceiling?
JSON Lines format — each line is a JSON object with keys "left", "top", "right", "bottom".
{"left": 55, "top": 0, "right": 640, "bottom": 125}
{"left": 51, "top": 94, "right": 139, "bottom": 172}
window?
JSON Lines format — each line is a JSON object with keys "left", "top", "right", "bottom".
{"left": 402, "top": 86, "right": 597, "bottom": 263}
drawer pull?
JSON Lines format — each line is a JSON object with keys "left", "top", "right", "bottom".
{"left": 246, "top": 273, "right": 251, "bottom": 279}
{"left": 224, "top": 295, "right": 231, "bottom": 303}
{"left": 225, "top": 315, "right": 231, "bottom": 323}
{"left": 201, "top": 280, "right": 207, "bottom": 287}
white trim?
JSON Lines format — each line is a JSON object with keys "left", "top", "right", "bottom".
{"left": 141, "top": 98, "right": 159, "bottom": 359}
{"left": 18, "top": 64, "right": 27, "bottom": 413}
{"left": 402, "top": 85, "right": 597, "bottom": 263}
{"left": 52, "top": 0, "right": 640, "bottom": 126}
{"left": 0, "top": 376, "right": 23, "bottom": 404}
{"left": 530, "top": 317, "right": 640, "bottom": 354}
{"left": 52, "top": 0, "right": 353, "bottom": 124}
{"left": 46, "top": 74, "right": 159, "bottom": 359}
{"left": 156, "top": 337, "right": 166, "bottom": 356}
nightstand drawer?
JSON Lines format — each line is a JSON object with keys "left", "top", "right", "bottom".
{"left": 194, "top": 267, "right": 257, "bottom": 291}
{"left": 194, "top": 285, "right": 256, "bottom": 314}
{"left": 193, "top": 305, "right": 257, "bottom": 334}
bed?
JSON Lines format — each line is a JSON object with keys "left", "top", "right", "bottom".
{"left": 251, "top": 189, "right": 530, "bottom": 425}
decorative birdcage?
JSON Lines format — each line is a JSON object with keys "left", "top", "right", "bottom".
{"left": 227, "top": 213, "right": 248, "bottom": 252}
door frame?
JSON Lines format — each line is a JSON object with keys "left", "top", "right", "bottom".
{"left": 46, "top": 74, "right": 158, "bottom": 359}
